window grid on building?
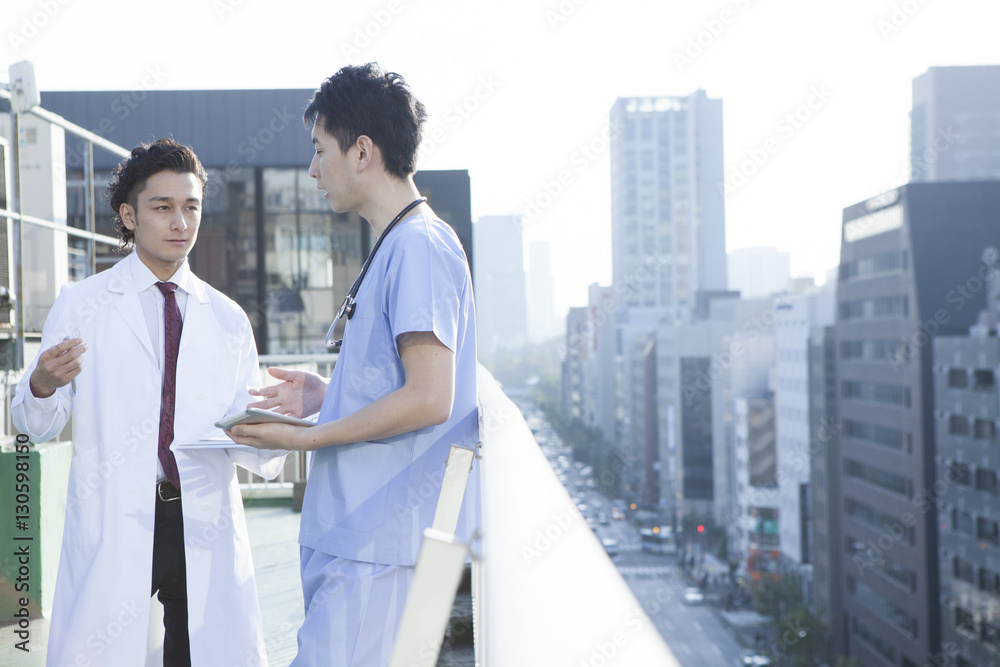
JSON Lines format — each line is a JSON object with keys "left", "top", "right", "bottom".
{"left": 839, "top": 296, "right": 909, "bottom": 321}
{"left": 844, "top": 459, "right": 911, "bottom": 497}
{"left": 842, "top": 380, "right": 911, "bottom": 407}
{"left": 846, "top": 498, "right": 916, "bottom": 545}
{"left": 854, "top": 579, "right": 918, "bottom": 638}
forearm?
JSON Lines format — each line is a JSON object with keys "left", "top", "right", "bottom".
{"left": 291, "top": 383, "right": 450, "bottom": 451}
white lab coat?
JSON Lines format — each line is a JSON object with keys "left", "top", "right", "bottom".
{"left": 12, "top": 253, "right": 285, "bottom": 667}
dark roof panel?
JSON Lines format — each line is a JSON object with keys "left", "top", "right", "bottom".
{"left": 40, "top": 89, "right": 316, "bottom": 169}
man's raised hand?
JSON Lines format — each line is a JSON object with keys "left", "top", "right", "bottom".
{"left": 29, "top": 338, "right": 87, "bottom": 398}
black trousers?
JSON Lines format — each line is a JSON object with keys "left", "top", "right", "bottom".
{"left": 150, "top": 486, "right": 191, "bottom": 667}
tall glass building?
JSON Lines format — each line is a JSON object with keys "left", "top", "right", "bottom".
{"left": 910, "top": 65, "right": 1000, "bottom": 183}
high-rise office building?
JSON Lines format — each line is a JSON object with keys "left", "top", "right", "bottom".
{"left": 610, "top": 92, "right": 727, "bottom": 321}
{"left": 562, "top": 306, "right": 590, "bottom": 419}
{"left": 934, "top": 270, "right": 1000, "bottom": 667}
{"left": 473, "top": 215, "right": 527, "bottom": 365}
{"left": 911, "top": 65, "right": 1000, "bottom": 183}
{"left": 587, "top": 283, "right": 617, "bottom": 442}
{"left": 808, "top": 325, "right": 844, "bottom": 659}
{"left": 774, "top": 285, "right": 835, "bottom": 599}
{"left": 656, "top": 294, "right": 775, "bottom": 534}
{"left": 835, "top": 182, "right": 1000, "bottom": 667}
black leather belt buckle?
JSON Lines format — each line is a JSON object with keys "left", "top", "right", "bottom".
{"left": 157, "top": 480, "right": 181, "bottom": 502}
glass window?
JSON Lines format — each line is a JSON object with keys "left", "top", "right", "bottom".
{"left": 976, "top": 467, "right": 999, "bottom": 494}
{"left": 975, "top": 419, "right": 997, "bottom": 441}
{"left": 974, "top": 369, "right": 996, "bottom": 392}
{"left": 261, "top": 168, "right": 365, "bottom": 354}
{"left": 950, "top": 415, "right": 971, "bottom": 437}
{"left": 948, "top": 368, "right": 969, "bottom": 388}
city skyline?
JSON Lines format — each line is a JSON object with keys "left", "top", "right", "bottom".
{"left": 3, "top": 0, "right": 1000, "bottom": 318}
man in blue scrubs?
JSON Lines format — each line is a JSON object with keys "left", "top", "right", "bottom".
{"left": 226, "top": 63, "right": 479, "bottom": 666}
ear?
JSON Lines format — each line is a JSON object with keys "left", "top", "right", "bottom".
{"left": 355, "top": 135, "right": 375, "bottom": 174}
{"left": 120, "top": 202, "right": 137, "bottom": 230}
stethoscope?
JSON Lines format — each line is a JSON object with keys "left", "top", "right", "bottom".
{"left": 324, "top": 197, "right": 427, "bottom": 350}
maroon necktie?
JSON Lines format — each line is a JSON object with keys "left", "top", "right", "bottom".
{"left": 156, "top": 281, "right": 182, "bottom": 488}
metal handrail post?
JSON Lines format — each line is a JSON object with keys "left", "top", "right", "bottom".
{"left": 85, "top": 140, "right": 96, "bottom": 274}
{"left": 11, "top": 111, "right": 24, "bottom": 371}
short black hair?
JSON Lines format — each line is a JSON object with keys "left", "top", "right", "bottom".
{"left": 304, "top": 63, "right": 426, "bottom": 179}
{"left": 106, "top": 138, "right": 208, "bottom": 252}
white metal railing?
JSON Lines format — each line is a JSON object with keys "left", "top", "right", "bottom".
{"left": 0, "top": 75, "right": 130, "bottom": 374}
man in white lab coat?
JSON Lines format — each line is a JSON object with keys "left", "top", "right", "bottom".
{"left": 12, "top": 138, "right": 285, "bottom": 666}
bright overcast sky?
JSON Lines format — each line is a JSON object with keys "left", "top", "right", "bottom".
{"left": 4, "top": 0, "right": 1000, "bottom": 317}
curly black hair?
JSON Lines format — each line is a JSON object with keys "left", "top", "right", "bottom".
{"left": 303, "top": 63, "right": 426, "bottom": 180}
{"left": 106, "top": 138, "right": 208, "bottom": 253}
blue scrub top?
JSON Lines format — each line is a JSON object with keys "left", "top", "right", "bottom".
{"left": 299, "top": 213, "right": 480, "bottom": 566}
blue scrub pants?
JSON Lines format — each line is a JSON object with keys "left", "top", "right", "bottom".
{"left": 290, "top": 547, "right": 414, "bottom": 667}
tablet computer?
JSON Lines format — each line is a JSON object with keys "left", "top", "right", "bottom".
{"left": 215, "top": 408, "right": 315, "bottom": 430}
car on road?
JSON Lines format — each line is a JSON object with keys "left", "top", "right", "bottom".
{"left": 741, "top": 649, "right": 772, "bottom": 666}
{"left": 601, "top": 538, "right": 619, "bottom": 557}
{"left": 682, "top": 587, "right": 704, "bottom": 605}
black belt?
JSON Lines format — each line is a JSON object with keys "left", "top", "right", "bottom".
{"left": 156, "top": 480, "right": 181, "bottom": 502}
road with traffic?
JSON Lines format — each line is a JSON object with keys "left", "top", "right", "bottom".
{"left": 520, "top": 398, "right": 769, "bottom": 667}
